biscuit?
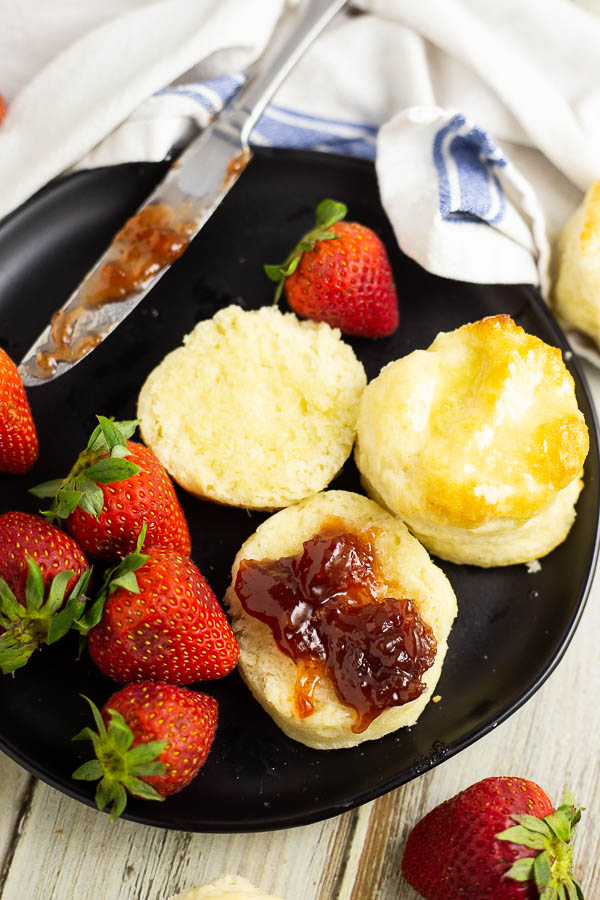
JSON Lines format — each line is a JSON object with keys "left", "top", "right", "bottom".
{"left": 225, "top": 490, "right": 457, "bottom": 750}
{"left": 169, "top": 875, "right": 283, "bottom": 900}
{"left": 137, "top": 305, "right": 366, "bottom": 510}
{"left": 553, "top": 181, "right": 600, "bottom": 347}
{"left": 355, "top": 315, "right": 588, "bottom": 567}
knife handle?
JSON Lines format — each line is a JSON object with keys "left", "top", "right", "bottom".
{"left": 225, "top": 0, "right": 349, "bottom": 146}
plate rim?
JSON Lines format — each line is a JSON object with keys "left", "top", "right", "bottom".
{"left": 0, "top": 148, "right": 598, "bottom": 833}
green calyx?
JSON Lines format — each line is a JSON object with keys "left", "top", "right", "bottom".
{"left": 76, "top": 524, "right": 149, "bottom": 643}
{"left": 264, "top": 198, "right": 347, "bottom": 303}
{"left": 30, "top": 416, "right": 141, "bottom": 522}
{"left": 498, "top": 789, "right": 585, "bottom": 899}
{"left": 0, "top": 559, "right": 92, "bottom": 674}
{"left": 73, "top": 694, "right": 166, "bottom": 822}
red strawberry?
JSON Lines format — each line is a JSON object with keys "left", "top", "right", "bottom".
{"left": 73, "top": 683, "right": 218, "bottom": 820}
{"left": 31, "top": 415, "right": 190, "bottom": 560}
{"left": 0, "top": 511, "right": 91, "bottom": 672}
{"left": 0, "top": 95, "right": 5, "bottom": 125}
{"left": 0, "top": 347, "right": 38, "bottom": 473}
{"left": 87, "top": 540, "right": 239, "bottom": 684}
{"left": 401, "top": 777, "right": 584, "bottom": 899}
{"left": 265, "top": 199, "right": 399, "bottom": 338}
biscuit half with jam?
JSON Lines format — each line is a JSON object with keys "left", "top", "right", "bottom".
{"left": 224, "top": 490, "right": 457, "bottom": 750}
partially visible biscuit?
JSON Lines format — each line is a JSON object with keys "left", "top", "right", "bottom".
{"left": 169, "top": 874, "right": 283, "bottom": 900}
{"left": 225, "top": 490, "right": 457, "bottom": 750}
{"left": 137, "top": 305, "right": 366, "bottom": 510}
{"left": 355, "top": 315, "right": 588, "bottom": 567}
{"left": 553, "top": 181, "right": 600, "bottom": 347}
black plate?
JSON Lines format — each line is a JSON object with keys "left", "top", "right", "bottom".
{"left": 0, "top": 149, "right": 598, "bottom": 833}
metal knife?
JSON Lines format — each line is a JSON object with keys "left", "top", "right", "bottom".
{"left": 19, "top": 0, "right": 348, "bottom": 387}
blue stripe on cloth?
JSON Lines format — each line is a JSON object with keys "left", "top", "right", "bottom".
{"left": 266, "top": 103, "right": 378, "bottom": 135}
{"left": 154, "top": 75, "right": 377, "bottom": 161}
{"left": 155, "top": 74, "right": 245, "bottom": 112}
{"left": 251, "top": 107, "right": 377, "bottom": 159}
{"left": 433, "top": 113, "right": 507, "bottom": 225}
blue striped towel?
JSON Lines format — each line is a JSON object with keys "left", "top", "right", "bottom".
{"left": 156, "top": 74, "right": 378, "bottom": 161}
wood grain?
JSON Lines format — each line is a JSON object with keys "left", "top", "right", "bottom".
{"left": 0, "top": 364, "right": 598, "bottom": 900}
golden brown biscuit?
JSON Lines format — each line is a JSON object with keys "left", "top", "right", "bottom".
{"left": 137, "top": 305, "right": 366, "bottom": 511}
{"left": 355, "top": 315, "right": 588, "bottom": 567}
{"left": 553, "top": 181, "right": 600, "bottom": 347}
{"left": 225, "top": 490, "right": 457, "bottom": 750}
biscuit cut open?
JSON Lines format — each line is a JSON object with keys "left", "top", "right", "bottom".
{"left": 137, "top": 305, "right": 366, "bottom": 510}
{"left": 355, "top": 315, "right": 589, "bottom": 567}
{"left": 225, "top": 490, "right": 457, "bottom": 750}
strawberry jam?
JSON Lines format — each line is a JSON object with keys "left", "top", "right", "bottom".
{"left": 86, "top": 204, "right": 192, "bottom": 306}
{"left": 33, "top": 204, "right": 193, "bottom": 378}
{"left": 234, "top": 527, "right": 437, "bottom": 733}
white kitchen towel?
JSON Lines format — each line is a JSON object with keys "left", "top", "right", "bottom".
{"left": 1, "top": 0, "right": 600, "bottom": 344}
{"left": 376, "top": 106, "right": 550, "bottom": 291}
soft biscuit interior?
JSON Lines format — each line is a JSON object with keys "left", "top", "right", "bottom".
{"left": 355, "top": 315, "right": 588, "bottom": 566}
{"left": 225, "top": 490, "right": 457, "bottom": 750}
{"left": 137, "top": 305, "right": 366, "bottom": 511}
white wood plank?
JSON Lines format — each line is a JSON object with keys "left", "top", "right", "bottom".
{"left": 0, "top": 753, "right": 33, "bottom": 885}
{"left": 0, "top": 778, "right": 356, "bottom": 900}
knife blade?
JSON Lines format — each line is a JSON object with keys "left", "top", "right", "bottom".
{"left": 19, "top": 0, "right": 347, "bottom": 387}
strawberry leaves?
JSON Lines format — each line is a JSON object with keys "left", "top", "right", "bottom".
{"left": 87, "top": 417, "right": 138, "bottom": 454}
{"left": 73, "top": 694, "right": 165, "bottom": 822}
{"left": 74, "top": 525, "right": 148, "bottom": 646}
{"left": 0, "top": 559, "right": 92, "bottom": 673}
{"left": 30, "top": 416, "right": 141, "bottom": 521}
{"left": 265, "top": 198, "right": 347, "bottom": 302}
{"left": 498, "top": 789, "right": 585, "bottom": 899}
{"left": 103, "top": 525, "right": 149, "bottom": 595}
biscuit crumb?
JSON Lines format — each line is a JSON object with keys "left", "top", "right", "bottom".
{"left": 432, "top": 695, "right": 442, "bottom": 703}
{"left": 526, "top": 559, "right": 542, "bottom": 574}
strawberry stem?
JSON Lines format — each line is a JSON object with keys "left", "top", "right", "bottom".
{"left": 0, "top": 560, "right": 92, "bottom": 673}
{"left": 73, "top": 694, "right": 166, "bottom": 822}
{"left": 30, "top": 416, "right": 141, "bottom": 522}
{"left": 498, "top": 790, "right": 585, "bottom": 897}
{"left": 264, "top": 198, "right": 348, "bottom": 304}
{"left": 75, "top": 524, "right": 149, "bottom": 638}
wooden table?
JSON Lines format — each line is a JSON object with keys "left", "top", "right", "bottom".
{"left": 0, "top": 364, "right": 598, "bottom": 900}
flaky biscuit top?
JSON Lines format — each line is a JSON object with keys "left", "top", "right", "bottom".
{"left": 356, "top": 315, "right": 588, "bottom": 529}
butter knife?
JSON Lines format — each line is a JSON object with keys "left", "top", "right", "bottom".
{"left": 19, "top": 0, "right": 348, "bottom": 387}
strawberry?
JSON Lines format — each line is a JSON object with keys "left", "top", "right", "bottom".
{"left": 86, "top": 535, "right": 239, "bottom": 684}
{"left": 0, "top": 511, "right": 91, "bottom": 672}
{"left": 0, "top": 94, "right": 6, "bottom": 125}
{"left": 265, "top": 198, "right": 399, "bottom": 338}
{"left": 0, "top": 347, "right": 38, "bottom": 473}
{"left": 72, "top": 684, "right": 218, "bottom": 820}
{"left": 401, "top": 777, "right": 584, "bottom": 899}
{"left": 31, "top": 415, "right": 190, "bottom": 560}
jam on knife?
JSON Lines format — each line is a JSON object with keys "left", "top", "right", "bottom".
{"left": 34, "top": 204, "right": 193, "bottom": 379}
